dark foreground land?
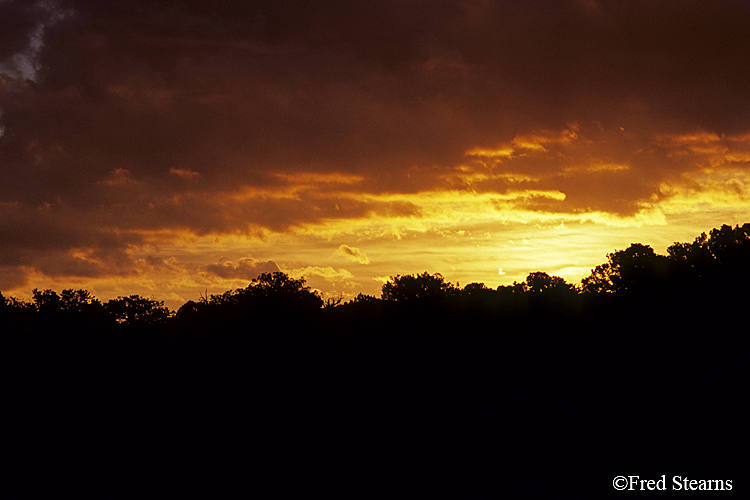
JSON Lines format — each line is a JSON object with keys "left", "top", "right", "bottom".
{"left": 3, "top": 291, "right": 745, "bottom": 498}
{"left": 4, "top": 224, "right": 750, "bottom": 496}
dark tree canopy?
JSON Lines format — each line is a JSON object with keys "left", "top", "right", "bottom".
{"left": 61, "top": 289, "right": 102, "bottom": 313}
{"left": 32, "top": 288, "right": 61, "bottom": 312}
{"left": 207, "top": 271, "right": 323, "bottom": 316}
{"left": 31, "top": 288, "right": 104, "bottom": 315}
{"left": 351, "top": 293, "right": 380, "bottom": 303}
{"left": 667, "top": 223, "right": 750, "bottom": 287}
{"left": 581, "top": 243, "right": 669, "bottom": 293}
{"left": 521, "top": 272, "right": 576, "bottom": 294}
{"left": 105, "top": 295, "right": 171, "bottom": 325}
{"left": 462, "top": 282, "right": 490, "bottom": 294}
{"left": 381, "top": 272, "right": 457, "bottom": 302}
{"left": 249, "top": 272, "right": 321, "bottom": 302}
{"left": 667, "top": 232, "right": 712, "bottom": 284}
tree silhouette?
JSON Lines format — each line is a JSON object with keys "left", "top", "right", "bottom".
{"left": 581, "top": 243, "right": 669, "bottom": 293}
{"left": 667, "top": 231, "right": 712, "bottom": 287}
{"left": 208, "top": 272, "right": 322, "bottom": 309}
{"left": 669, "top": 223, "right": 750, "bottom": 286}
{"left": 32, "top": 288, "right": 62, "bottom": 313}
{"left": 191, "top": 272, "right": 324, "bottom": 336}
{"left": 105, "top": 295, "right": 171, "bottom": 325}
{"left": 2, "top": 294, "right": 33, "bottom": 311}
{"left": 462, "top": 282, "right": 490, "bottom": 295}
{"left": 522, "top": 272, "right": 575, "bottom": 294}
{"left": 175, "top": 299, "right": 203, "bottom": 322}
{"left": 350, "top": 293, "right": 380, "bottom": 303}
{"left": 381, "top": 272, "right": 457, "bottom": 302}
{"left": 705, "top": 223, "right": 750, "bottom": 261}
{"left": 250, "top": 272, "right": 321, "bottom": 303}
{"left": 59, "top": 288, "right": 102, "bottom": 313}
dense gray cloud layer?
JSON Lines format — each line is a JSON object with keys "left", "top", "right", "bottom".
{"left": 2, "top": 0, "right": 750, "bottom": 288}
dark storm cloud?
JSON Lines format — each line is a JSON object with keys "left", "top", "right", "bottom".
{"left": 0, "top": 1, "right": 38, "bottom": 60}
{"left": 2, "top": 0, "right": 750, "bottom": 283}
{"left": 6, "top": 0, "right": 750, "bottom": 186}
{"left": 0, "top": 200, "right": 139, "bottom": 288}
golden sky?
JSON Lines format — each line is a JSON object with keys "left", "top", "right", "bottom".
{"left": 2, "top": 0, "right": 750, "bottom": 309}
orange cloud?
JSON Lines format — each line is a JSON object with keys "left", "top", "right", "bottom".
{"left": 336, "top": 244, "right": 370, "bottom": 264}
{"left": 204, "top": 258, "right": 280, "bottom": 280}
{"left": 169, "top": 167, "right": 201, "bottom": 179}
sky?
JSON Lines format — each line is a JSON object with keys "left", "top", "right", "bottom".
{"left": 2, "top": 0, "right": 750, "bottom": 309}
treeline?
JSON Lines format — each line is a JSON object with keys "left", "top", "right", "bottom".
{"left": 4, "top": 224, "right": 746, "bottom": 495}
{"left": 2, "top": 223, "right": 749, "bottom": 335}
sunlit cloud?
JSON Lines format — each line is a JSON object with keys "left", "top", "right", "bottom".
{"left": 169, "top": 167, "right": 202, "bottom": 179}
{"left": 273, "top": 172, "right": 364, "bottom": 186}
{"left": 465, "top": 146, "right": 514, "bottom": 159}
{"left": 204, "top": 257, "right": 280, "bottom": 280}
{"left": 97, "top": 169, "right": 137, "bottom": 187}
{"left": 465, "top": 127, "right": 580, "bottom": 161}
{"left": 336, "top": 244, "right": 370, "bottom": 265}
{"left": 290, "top": 266, "right": 353, "bottom": 283}
{"left": 562, "top": 163, "right": 630, "bottom": 174}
